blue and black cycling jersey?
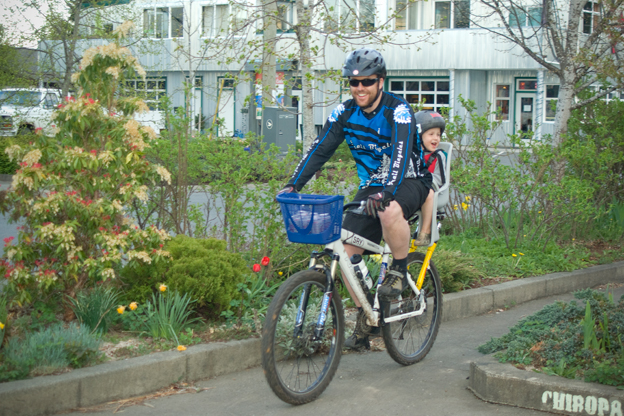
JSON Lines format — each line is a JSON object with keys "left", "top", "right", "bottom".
{"left": 288, "top": 92, "right": 432, "bottom": 196}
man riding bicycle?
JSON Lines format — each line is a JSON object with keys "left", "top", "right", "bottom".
{"left": 278, "top": 48, "right": 432, "bottom": 349}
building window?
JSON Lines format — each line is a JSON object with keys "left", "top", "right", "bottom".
{"left": 325, "top": 0, "right": 375, "bottom": 32}
{"left": 435, "top": 0, "right": 469, "bottom": 29}
{"left": 494, "top": 84, "right": 510, "bottom": 121}
{"left": 125, "top": 77, "right": 167, "bottom": 110}
{"left": 606, "top": 90, "right": 624, "bottom": 103}
{"left": 203, "top": 3, "right": 246, "bottom": 37}
{"left": 509, "top": 6, "right": 542, "bottom": 27}
{"left": 143, "top": 7, "right": 184, "bottom": 38}
{"left": 583, "top": 1, "right": 601, "bottom": 34}
{"left": 389, "top": 79, "right": 450, "bottom": 113}
{"left": 518, "top": 80, "right": 537, "bottom": 90}
{"left": 545, "top": 84, "right": 559, "bottom": 122}
{"left": 390, "top": 0, "right": 417, "bottom": 30}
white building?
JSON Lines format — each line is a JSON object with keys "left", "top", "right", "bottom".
{"left": 47, "top": 0, "right": 614, "bottom": 146}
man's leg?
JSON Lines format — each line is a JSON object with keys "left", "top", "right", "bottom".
{"left": 378, "top": 201, "right": 410, "bottom": 259}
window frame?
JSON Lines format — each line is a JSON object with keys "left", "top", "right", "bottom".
{"left": 387, "top": 77, "right": 450, "bottom": 113}
{"left": 324, "top": 0, "right": 375, "bottom": 33}
{"left": 544, "top": 84, "right": 559, "bottom": 123}
{"left": 494, "top": 84, "right": 510, "bottom": 121}
{"left": 582, "top": 1, "right": 601, "bottom": 34}
{"left": 125, "top": 77, "right": 167, "bottom": 111}
{"left": 508, "top": 6, "right": 542, "bottom": 27}
{"left": 202, "top": 2, "right": 247, "bottom": 37}
{"left": 390, "top": 0, "right": 418, "bottom": 30}
{"left": 434, "top": 0, "right": 470, "bottom": 29}
{"left": 143, "top": 5, "right": 184, "bottom": 39}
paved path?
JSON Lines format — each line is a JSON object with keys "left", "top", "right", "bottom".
{"left": 69, "top": 284, "right": 623, "bottom": 416}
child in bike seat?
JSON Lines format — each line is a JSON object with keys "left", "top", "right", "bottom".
{"left": 412, "top": 111, "right": 447, "bottom": 246}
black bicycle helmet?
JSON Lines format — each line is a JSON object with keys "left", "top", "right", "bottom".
{"left": 415, "top": 110, "right": 445, "bottom": 135}
{"left": 342, "top": 48, "right": 387, "bottom": 78}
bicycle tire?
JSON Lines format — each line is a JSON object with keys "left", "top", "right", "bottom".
{"left": 382, "top": 251, "right": 442, "bottom": 366}
{"left": 261, "top": 269, "right": 344, "bottom": 405}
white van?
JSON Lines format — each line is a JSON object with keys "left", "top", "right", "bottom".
{"left": 0, "top": 88, "right": 165, "bottom": 137}
{"left": 0, "top": 88, "right": 61, "bottom": 136}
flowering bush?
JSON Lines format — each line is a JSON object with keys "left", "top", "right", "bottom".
{"left": 0, "top": 24, "right": 171, "bottom": 311}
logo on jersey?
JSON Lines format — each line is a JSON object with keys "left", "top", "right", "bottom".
{"left": 328, "top": 104, "right": 345, "bottom": 123}
{"left": 393, "top": 104, "right": 411, "bottom": 124}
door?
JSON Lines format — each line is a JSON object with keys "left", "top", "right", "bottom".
{"left": 217, "top": 78, "right": 235, "bottom": 137}
{"left": 515, "top": 93, "right": 535, "bottom": 139}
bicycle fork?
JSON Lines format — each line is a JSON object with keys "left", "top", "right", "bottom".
{"left": 293, "top": 251, "right": 338, "bottom": 341}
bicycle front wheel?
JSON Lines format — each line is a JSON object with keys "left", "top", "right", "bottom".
{"left": 382, "top": 251, "right": 442, "bottom": 365}
{"left": 261, "top": 269, "right": 344, "bottom": 405}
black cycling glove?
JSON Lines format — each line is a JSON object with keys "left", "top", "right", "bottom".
{"left": 364, "top": 191, "right": 393, "bottom": 218}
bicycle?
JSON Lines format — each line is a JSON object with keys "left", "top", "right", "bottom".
{"left": 261, "top": 193, "right": 443, "bottom": 405}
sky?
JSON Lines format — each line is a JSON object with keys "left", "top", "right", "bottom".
{"left": 0, "top": 0, "right": 51, "bottom": 48}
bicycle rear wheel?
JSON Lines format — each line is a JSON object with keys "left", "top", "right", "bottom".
{"left": 382, "top": 251, "right": 442, "bottom": 365}
{"left": 261, "top": 269, "right": 344, "bottom": 405}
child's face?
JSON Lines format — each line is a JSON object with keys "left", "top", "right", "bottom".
{"left": 422, "top": 127, "right": 441, "bottom": 152}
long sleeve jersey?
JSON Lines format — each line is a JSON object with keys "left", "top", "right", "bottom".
{"left": 288, "top": 92, "right": 432, "bottom": 196}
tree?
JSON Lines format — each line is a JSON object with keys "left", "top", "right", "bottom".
{"left": 0, "top": 25, "right": 38, "bottom": 90}
{"left": 471, "top": 0, "right": 624, "bottom": 179}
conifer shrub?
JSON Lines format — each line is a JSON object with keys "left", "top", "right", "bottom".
{"left": 163, "top": 235, "right": 247, "bottom": 314}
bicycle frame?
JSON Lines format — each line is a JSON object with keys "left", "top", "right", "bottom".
{"left": 307, "top": 228, "right": 435, "bottom": 331}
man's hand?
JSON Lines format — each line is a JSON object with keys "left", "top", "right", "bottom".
{"left": 276, "top": 185, "right": 296, "bottom": 199}
{"left": 364, "top": 191, "right": 393, "bottom": 218}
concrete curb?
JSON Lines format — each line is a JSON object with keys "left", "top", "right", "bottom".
{"left": 469, "top": 355, "right": 624, "bottom": 415}
{"left": 1, "top": 261, "right": 623, "bottom": 416}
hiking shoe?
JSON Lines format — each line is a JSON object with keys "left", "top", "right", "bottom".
{"left": 378, "top": 266, "right": 407, "bottom": 300}
{"left": 412, "top": 232, "right": 431, "bottom": 247}
{"left": 344, "top": 309, "right": 380, "bottom": 350}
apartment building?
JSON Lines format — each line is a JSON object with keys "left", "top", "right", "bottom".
{"left": 65, "top": 0, "right": 610, "bottom": 145}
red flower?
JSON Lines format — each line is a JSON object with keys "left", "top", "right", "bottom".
{"left": 252, "top": 264, "right": 261, "bottom": 273}
{"left": 3, "top": 236, "right": 14, "bottom": 246}
{"left": 261, "top": 256, "right": 270, "bottom": 266}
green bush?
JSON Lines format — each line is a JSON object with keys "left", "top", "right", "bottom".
{"left": 1, "top": 323, "right": 101, "bottom": 381}
{"left": 0, "top": 135, "right": 31, "bottom": 175}
{"left": 164, "top": 235, "right": 247, "bottom": 314}
{"left": 432, "top": 249, "right": 484, "bottom": 293}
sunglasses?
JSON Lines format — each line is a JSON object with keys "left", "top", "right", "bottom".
{"left": 349, "top": 78, "right": 380, "bottom": 87}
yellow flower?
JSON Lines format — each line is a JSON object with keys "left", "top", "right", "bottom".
{"left": 572, "top": 238, "right": 575, "bottom": 241}
{"left": 512, "top": 253, "right": 517, "bottom": 257}
{"left": 0, "top": 322, "right": 4, "bottom": 330}
{"left": 117, "top": 305, "right": 126, "bottom": 314}
{"left": 519, "top": 252, "right": 524, "bottom": 256}
{"left": 177, "top": 345, "right": 187, "bottom": 351}
{"left": 278, "top": 271, "right": 283, "bottom": 276}
{"left": 453, "top": 204, "right": 458, "bottom": 210}
{"left": 465, "top": 196, "right": 471, "bottom": 202}
{"left": 369, "top": 254, "right": 382, "bottom": 263}
{"left": 129, "top": 302, "right": 138, "bottom": 311}
{"left": 538, "top": 211, "right": 542, "bottom": 214}
{"left": 159, "top": 284, "right": 167, "bottom": 292}
{"left": 461, "top": 202, "right": 468, "bottom": 210}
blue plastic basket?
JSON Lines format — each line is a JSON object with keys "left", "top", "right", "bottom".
{"left": 276, "top": 193, "right": 344, "bottom": 244}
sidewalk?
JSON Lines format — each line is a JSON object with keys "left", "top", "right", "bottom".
{"left": 1, "top": 261, "right": 623, "bottom": 416}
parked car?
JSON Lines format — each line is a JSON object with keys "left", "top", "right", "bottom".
{"left": 0, "top": 88, "right": 165, "bottom": 137}
{"left": 0, "top": 88, "right": 61, "bottom": 136}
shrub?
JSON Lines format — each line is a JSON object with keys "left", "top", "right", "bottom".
{"left": 1, "top": 323, "right": 101, "bottom": 381}
{"left": 163, "top": 235, "right": 247, "bottom": 314}
{"left": 0, "top": 25, "right": 172, "bottom": 311}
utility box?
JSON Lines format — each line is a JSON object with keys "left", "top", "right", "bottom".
{"left": 263, "top": 107, "right": 297, "bottom": 153}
